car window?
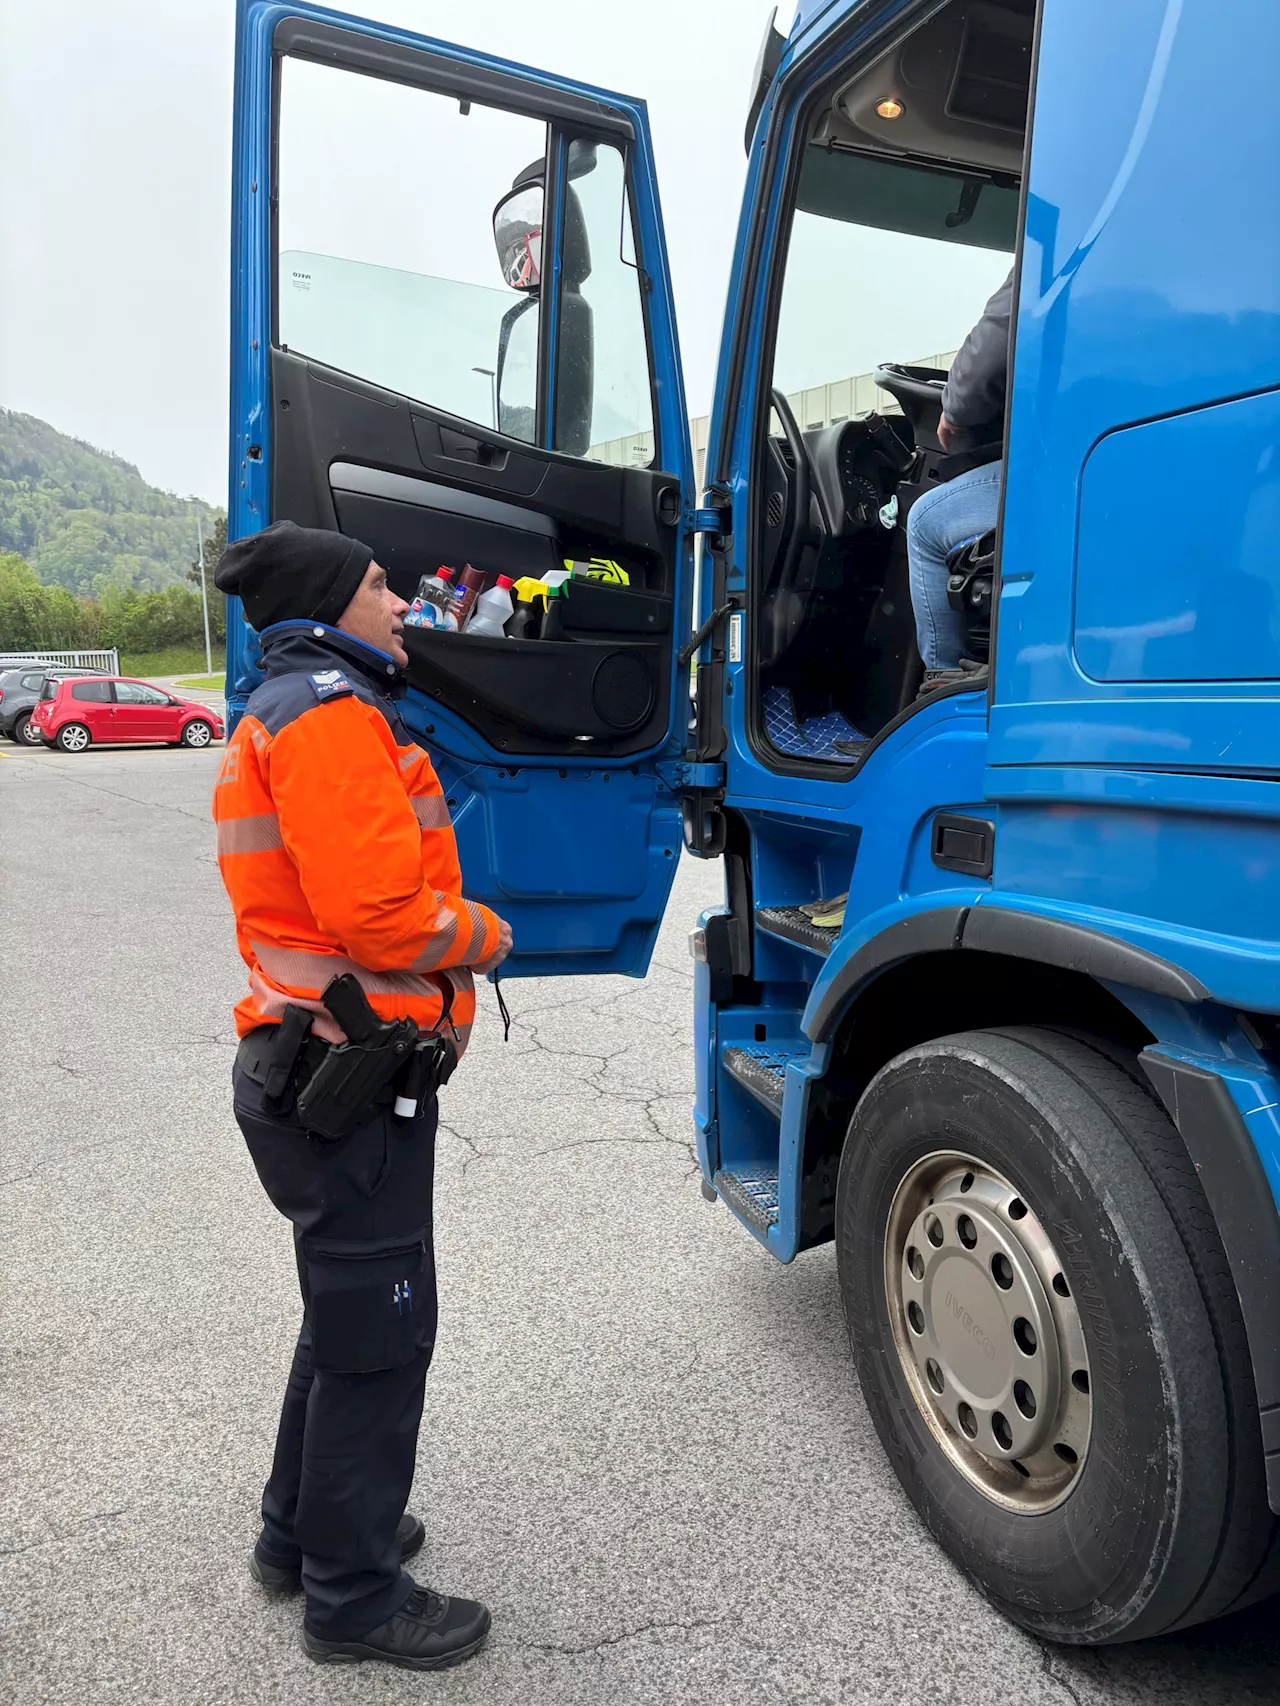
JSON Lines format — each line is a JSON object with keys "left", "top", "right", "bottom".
{"left": 71, "top": 681, "right": 113, "bottom": 703}
{"left": 21, "top": 673, "right": 45, "bottom": 691}
{"left": 114, "top": 682, "right": 170, "bottom": 705}
{"left": 39, "top": 679, "right": 59, "bottom": 701}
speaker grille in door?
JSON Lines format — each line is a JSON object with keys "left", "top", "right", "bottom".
{"left": 591, "top": 652, "right": 655, "bottom": 731}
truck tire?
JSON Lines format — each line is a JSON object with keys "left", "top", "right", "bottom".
{"left": 835, "top": 1026, "right": 1280, "bottom": 1643}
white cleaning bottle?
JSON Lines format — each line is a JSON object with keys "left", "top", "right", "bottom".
{"left": 464, "top": 575, "right": 516, "bottom": 638}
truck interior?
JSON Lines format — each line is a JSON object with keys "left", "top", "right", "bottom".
{"left": 751, "top": 0, "right": 1032, "bottom": 770}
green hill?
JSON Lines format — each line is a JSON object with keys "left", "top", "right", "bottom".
{"left": 0, "top": 409, "right": 224, "bottom": 598}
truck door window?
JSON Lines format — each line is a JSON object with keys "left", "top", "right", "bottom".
{"left": 553, "top": 143, "right": 655, "bottom": 465}
{"left": 277, "top": 59, "right": 548, "bottom": 438}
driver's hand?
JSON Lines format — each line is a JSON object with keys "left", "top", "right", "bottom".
{"left": 937, "top": 413, "right": 956, "bottom": 452}
{"left": 473, "top": 917, "right": 513, "bottom": 976}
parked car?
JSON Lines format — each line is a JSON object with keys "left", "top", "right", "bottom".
{"left": 29, "top": 676, "right": 224, "bottom": 752}
{"left": 0, "top": 665, "right": 110, "bottom": 746}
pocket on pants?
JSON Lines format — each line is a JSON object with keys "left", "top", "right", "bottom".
{"left": 303, "top": 1230, "right": 435, "bottom": 1373}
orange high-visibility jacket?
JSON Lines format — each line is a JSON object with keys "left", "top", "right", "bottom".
{"left": 212, "top": 622, "right": 500, "bottom": 1055}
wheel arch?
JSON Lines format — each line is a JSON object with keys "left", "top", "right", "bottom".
{"left": 801, "top": 906, "right": 1280, "bottom": 1515}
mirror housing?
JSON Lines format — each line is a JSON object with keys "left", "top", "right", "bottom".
{"left": 493, "top": 185, "right": 544, "bottom": 291}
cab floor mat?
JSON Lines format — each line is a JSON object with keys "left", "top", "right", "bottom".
{"left": 762, "top": 686, "right": 863, "bottom": 761}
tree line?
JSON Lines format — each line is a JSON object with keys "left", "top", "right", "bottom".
{"left": 0, "top": 517, "right": 228, "bottom": 655}
{"left": 1, "top": 409, "right": 223, "bottom": 599}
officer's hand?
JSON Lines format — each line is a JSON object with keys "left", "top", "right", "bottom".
{"left": 474, "top": 917, "right": 513, "bottom": 975}
{"left": 937, "top": 413, "right": 956, "bottom": 452}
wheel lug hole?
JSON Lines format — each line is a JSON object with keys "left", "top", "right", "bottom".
{"left": 956, "top": 1214, "right": 977, "bottom": 1249}
{"left": 957, "top": 1402, "right": 977, "bottom": 1439}
{"left": 991, "top": 1252, "right": 1014, "bottom": 1290}
{"left": 991, "top": 1411, "right": 1013, "bottom": 1451}
{"left": 1013, "top": 1316, "right": 1037, "bottom": 1355}
{"left": 907, "top": 1300, "right": 926, "bottom": 1334}
{"left": 906, "top": 1245, "right": 924, "bottom": 1281}
{"left": 926, "top": 1358, "right": 944, "bottom": 1394}
{"left": 925, "top": 1215, "right": 944, "bottom": 1248}
{"left": 1013, "top": 1379, "right": 1036, "bottom": 1419}
{"left": 1072, "top": 1369, "right": 1090, "bottom": 1396}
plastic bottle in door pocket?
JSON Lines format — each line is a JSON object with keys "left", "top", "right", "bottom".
{"left": 464, "top": 576, "right": 516, "bottom": 638}
{"left": 405, "top": 566, "right": 460, "bottom": 631}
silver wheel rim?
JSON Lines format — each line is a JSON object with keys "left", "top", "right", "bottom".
{"left": 885, "top": 1150, "right": 1092, "bottom": 1513}
{"left": 61, "top": 725, "right": 89, "bottom": 751}
{"left": 186, "top": 722, "right": 211, "bottom": 747}
{"left": 21, "top": 718, "right": 42, "bottom": 744}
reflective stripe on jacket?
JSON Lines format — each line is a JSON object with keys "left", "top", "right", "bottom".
{"left": 211, "top": 621, "right": 499, "bottom": 1055}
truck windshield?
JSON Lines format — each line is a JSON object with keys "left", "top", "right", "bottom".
{"left": 772, "top": 149, "right": 1015, "bottom": 412}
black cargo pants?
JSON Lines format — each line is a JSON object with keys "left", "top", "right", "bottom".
{"left": 233, "top": 1058, "right": 438, "bottom": 1640}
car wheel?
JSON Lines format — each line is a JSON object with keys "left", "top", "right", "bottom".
{"left": 15, "top": 713, "right": 43, "bottom": 746}
{"left": 54, "top": 723, "right": 91, "bottom": 753}
{"left": 836, "top": 1026, "right": 1280, "bottom": 1644}
{"left": 180, "top": 719, "right": 213, "bottom": 748}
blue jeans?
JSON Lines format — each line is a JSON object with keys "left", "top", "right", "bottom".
{"left": 906, "top": 461, "right": 1004, "bottom": 669}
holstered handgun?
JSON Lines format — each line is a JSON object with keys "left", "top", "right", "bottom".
{"left": 295, "top": 975, "right": 417, "bottom": 1140}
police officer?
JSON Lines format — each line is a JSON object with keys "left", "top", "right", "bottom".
{"left": 212, "top": 521, "right": 512, "bottom": 1670}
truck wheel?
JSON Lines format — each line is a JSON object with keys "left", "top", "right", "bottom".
{"left": 835, "top": 1026, "right": 1280, "bottom": 1644}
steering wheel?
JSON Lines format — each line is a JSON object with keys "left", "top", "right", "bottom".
{"left": 763, "top": 388, "right": 833, "bottom": 667}
{"left": 873, "top": 363, "right": 948, "bottom": 451}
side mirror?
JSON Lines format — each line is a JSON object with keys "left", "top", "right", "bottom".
{"left": 493, "top": 185, "right": 544, "bottom": 292}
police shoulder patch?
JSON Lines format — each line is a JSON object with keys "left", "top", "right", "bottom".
{"left": 307, "top": 668, "right": 354, "bottom": 702}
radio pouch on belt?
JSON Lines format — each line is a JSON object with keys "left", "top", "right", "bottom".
{"left": 295, "top": 975, "right": 418, "bottom": 1140}
{"left": 393, "top": 978, "right": 459, "bottom": 1120}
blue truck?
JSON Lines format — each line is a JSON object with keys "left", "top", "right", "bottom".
{"left": 228, "top": 0, "right": 1280, "bottom": 1643}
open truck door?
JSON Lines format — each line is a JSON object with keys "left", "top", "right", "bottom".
{"left": 228, "top": 0, "right": 697, "bottom": 977}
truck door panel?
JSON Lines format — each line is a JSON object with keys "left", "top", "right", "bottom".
{"left": 229, "top": 1, "right": 694, "bottom": 974}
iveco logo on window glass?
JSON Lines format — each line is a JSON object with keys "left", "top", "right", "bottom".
{"left": 291, "top": 271, "right": 311, "bottom": 291}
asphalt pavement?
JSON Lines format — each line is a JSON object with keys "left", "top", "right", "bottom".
{"left": 3, "top": 742, "right": 1278, "bottom": 1705}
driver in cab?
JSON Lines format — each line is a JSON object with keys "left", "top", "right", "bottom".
{"left": 905, "top": 267, "right": 1013, "bottom": 690}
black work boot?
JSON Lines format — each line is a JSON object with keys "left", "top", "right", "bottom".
{"left": 303, "top": 1581, "right": 492, "bottom": 1670}
{"left": 249, "top": 1512, "right": 425, "bottom": 1594}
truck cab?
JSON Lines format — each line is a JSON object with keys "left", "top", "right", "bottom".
{"left": 228, "top": 0, "right": 1280, "bottom": 1644}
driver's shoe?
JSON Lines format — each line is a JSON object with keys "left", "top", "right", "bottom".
{"left": 303, "top": 1581, "right": 491, "bottom": 1671}
{"left": 250, "top": 1512, "right": 425, "bottom": 1594}
{"left": 917, "top": 659, "right": 989, "bottom": 699}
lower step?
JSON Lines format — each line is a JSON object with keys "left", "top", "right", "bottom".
{"left": 715, "top": 1168, "right": 780, "bottom": 1234}
{"left": 723, "top": 1043, "right": 808, "bottom": 1113}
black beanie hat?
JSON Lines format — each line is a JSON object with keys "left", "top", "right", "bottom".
{"left": 213, "top": 520, "right": 374, "bottom": 632}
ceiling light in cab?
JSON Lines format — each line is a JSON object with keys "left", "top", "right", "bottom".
{"left": 875, "top": 97, "right": 905, "bottom": 120}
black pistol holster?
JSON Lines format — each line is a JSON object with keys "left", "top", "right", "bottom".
{"left": 295, "top": 975, "right": 418, "bottom": 1140}
{"left": 290, "top": 974, "right": 460, "bottom": 1140}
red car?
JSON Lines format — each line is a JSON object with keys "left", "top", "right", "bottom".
{"left": 30, "top": 675, "right": 224, "bottom": 753}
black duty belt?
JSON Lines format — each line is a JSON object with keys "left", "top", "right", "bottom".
{"left": 237, "top": 1024, "right": 400, "bottom": 1111}
{"left": 235, "top": 973, "right": 458, "bottom": 1139}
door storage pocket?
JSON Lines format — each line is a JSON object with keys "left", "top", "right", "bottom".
{"left": 304, "top": 1231, "right": 435, "bottom": 1373}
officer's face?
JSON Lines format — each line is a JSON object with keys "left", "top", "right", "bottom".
{"left": 338, "top": 561, "right": 410, "bottom": 667}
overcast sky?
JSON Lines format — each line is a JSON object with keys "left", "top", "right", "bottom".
{"left": 1, "top": 0, "right": 776, "bottom": 505}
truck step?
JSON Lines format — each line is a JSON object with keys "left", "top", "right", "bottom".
{"left": 714, "top": 1167, "right": 780, "bottom": 1234}
{"left": 757, "top": 905, "right": 840, "bottom": 956}
{"left": 723, "top": 1043, "right": 808, "bottom": 1113}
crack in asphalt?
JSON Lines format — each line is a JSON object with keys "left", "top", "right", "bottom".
{"left": 0, "top": 1508, "right": 129, "bottom": 1556}
{"left": 6, "top": 755, "right": 213, "bottom": 824}
{"left": 1039, "top": 1645, "right": 1088, "bottom": 1706}
{"left": 521, "top": 1612, "right": 732, "bottom": 1658}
